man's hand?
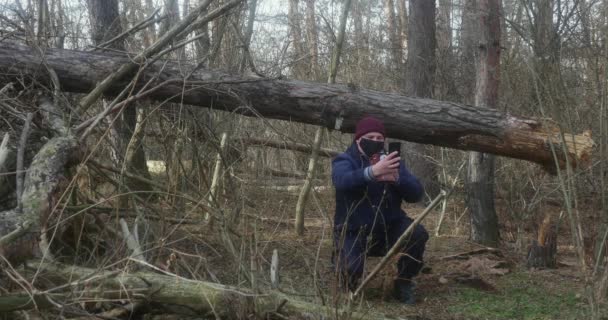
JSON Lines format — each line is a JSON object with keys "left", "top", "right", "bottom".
{"left": 371, "top": 151, "right": 400, "bottom": 182}
{"left": 376, "top": 170, "right": 399, "bottom": 182}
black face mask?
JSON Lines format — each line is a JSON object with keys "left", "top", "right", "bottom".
{"left": 359, "top": 138, "right": 384, "bottom": 157}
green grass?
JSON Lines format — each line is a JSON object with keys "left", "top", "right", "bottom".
{"left": 446, "top": 271, "right": 588, "bottom": 320}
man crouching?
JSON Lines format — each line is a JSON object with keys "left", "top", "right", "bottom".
{"left": 332, "top": 116, "right": 428, "bottom": 304}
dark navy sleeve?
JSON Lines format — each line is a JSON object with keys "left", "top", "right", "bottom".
{"left": 394, "top": 161, "right": 424, "bottom": 202}
{"left": 332, "top": 153, "right": 368, "bottom": 190}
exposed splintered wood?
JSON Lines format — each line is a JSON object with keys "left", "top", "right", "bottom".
{"left": 0, "top": 260, "right": 410, "bottom": 320}
{"left": 527, "top": 213, "right": 558, "bottom": 268}
{"left": 0, "top": 42, "right": 594, "bottom": 171}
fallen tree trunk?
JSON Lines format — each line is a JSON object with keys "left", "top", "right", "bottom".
{"left": 0, "top": 98, "right": 80, "bottom": 264}
{"left": 239, "top": 137, "right": 340, "bottom": 158}
{"left": 0, "top": 42, "right": 594, "bottom": 171}
{"left": 0, "top": 259, "right": 409, "bottom": 319}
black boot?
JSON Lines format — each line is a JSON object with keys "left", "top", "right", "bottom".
{"left": 393, "top": 279, "right": 416, "bottom": 305}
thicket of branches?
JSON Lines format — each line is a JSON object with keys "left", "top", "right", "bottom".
{"left": 0, "top": 0, "right": 606, "bottom": 319}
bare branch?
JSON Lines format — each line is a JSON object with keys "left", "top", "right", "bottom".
{"left": 16, "top": 112, "right": 33, "bottom": 212}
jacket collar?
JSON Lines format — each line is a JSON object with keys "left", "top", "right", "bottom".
{"left": 346, "top": 142, "right": 370, "bottom": 166}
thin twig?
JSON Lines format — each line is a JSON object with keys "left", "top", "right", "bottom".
{"left": 353, "top": 191, "right": 447, "bottom": 297}
{"left": 16, "top": 112, "right": 33, "bottom": 212}
{"left": 93, "top": 8, "right": 162, "bottom": 51}
{"left": 120, "top": 218, "right": 146, "bottom": 262}
{"left": 0, "top": 132, "right": 10, "bottom": 172}
{"left": 77, "top": 0, "right": 219, "bottom": 112}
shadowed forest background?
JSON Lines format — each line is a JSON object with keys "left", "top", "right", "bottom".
{"left": 0, "top": 0, "right": 606, "bottom": 319}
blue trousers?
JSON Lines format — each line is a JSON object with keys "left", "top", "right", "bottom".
{"left": 333, "top": 216, "right": 429, "bottom": 290}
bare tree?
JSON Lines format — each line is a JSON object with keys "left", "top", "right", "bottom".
{"left": 86, "top": 0, "right": 153, "bottom": 196}
{"left": 304, "top": 0, "right": 320, "bottom": 78}
{"left": 239, "top": 0, "right": 258, "bottom": 72}
{"left": 465, "top": 0, "right": 501, "bottom": 246}
{"left": 385, "top": 0, "right": 402, "bottom": 79}
{"left": 404, "top": 0, "right": 439, "bottom": 199}
{"left": 288, "top": 0, "right": 306, "bottom": 78}
{"left": 396, "top": 0, "right": 408, "bottom": 52}
{"left": 87, "top": 0, "right": 123, "bottom": 48}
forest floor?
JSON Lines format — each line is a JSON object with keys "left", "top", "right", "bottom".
{"left": 203, "top": 181, "right": 597, "bottom": 320}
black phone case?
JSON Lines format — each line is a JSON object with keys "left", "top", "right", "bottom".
{"left": 388, "top": 142, "right": 401, "bottom": 155}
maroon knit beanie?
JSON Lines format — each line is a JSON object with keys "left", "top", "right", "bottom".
{"left": 354, "top": 116, "right": 385, "bottom": 140}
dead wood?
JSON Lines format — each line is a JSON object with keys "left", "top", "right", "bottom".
{"left": 0, "top": 98, "right": 80, "bottom": 264}
{"left": 239, "top": 137, "right": 340, "bottom": 157}
{"left": 440, "top": 247, "right": 502, "bottom": 260}
{"left": 0, "top": 259, "right": 412, "bottom": 319}
{"left": 527, "top": 212, "right": 558, "bottom": 268}
{"left": 0, "top": 42, "right": 594, "bottom": 172}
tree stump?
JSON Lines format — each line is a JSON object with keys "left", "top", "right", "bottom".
{"left": 527, "top": 213, "right": 557, "bottom": 268}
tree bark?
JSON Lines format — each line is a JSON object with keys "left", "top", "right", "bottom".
{"left": 437, "top": 0, "right": 452, "bottom": 53}
{"left": 384, "top": 0, "right": 401, "bottom": 72}
{"left": 460, "top": 0, "right": 477, "bottom": 104}
{"left": 86, "top": 0, "right": 124, "bottom": 49}
{"left": 239, "top": 137, "right": 339, "bottom": 157}
{"left": 288, "top": 0, "right": 306, "bottom": 78}
{"left": 304, "top": 0, "right": 320, "bottom": 78}
{"left": 352, "top": 0, "right": 369, "bottom": 81}
{"left": 396, "top": 0, "right": 407, "bottom": 53}
{"left": 0, "top": 259, "right": 405, "bottom": 319}
{"left": 0, "top": 42, "right": 594, "bottom": 171}
{"left": 86, "top": 0, "right": 153, "bottom": 198}
{"left": 239, "top": 0, "right": 258, "bottom": 72}
{"left": 404, "top": 0, "right": 440, "bottom": 199}
{"left": 466, "top": 0, "right": 501, "bottom": 247}
{"left": 527, "top": 212, "right": 557, "bottom": 268}
{"left": 0, "top": 98, "right": 80, "bottom": 264}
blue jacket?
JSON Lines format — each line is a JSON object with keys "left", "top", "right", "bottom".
{"left": 332, "top": 143, "right": 424, "bottom": 233}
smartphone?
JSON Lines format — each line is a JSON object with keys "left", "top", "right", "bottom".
{"left": 388, "top": 142, "right": 401, "bottom": 156}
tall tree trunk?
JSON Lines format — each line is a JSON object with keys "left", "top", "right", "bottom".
{"left": 161, "top": 0, "right": 180, "bottom": 36}
{"left": 143, "top": 0, "right": 156, "bottom": 47}
{"left": 352, "top": 0, "right": 369, "bottom": 82}
{"left": 404, "top": 0, "right": 439, "bottom": 200}
{"left": 160, "top": 0, "right": 187, "bottom": 210}
{"left": 53, "top": 0, "right": 66, "bottom": 49}
{"left": 295, "top": 0, "right": 352, "bottom": 236}
{"left": 461, "top": 0, "right": 477, "bottom": 104}
{"left": 466, "top": 0, "right": 501, "bottom": 247}
{"left": 161, "top": 0, "right": 186, "bottom": 59}
{"left": 437, "top": 0, "right": 452, "bottom": 51}
{"left": 195, "top": 0, "right": 211, "bottom": 62}
{"left": 436, "top": 0, "right": 454, "bottom": 99}
{"left": 86, "top": 0, "right": 153, "bottom": 198}
{"left": 36, "top": 0, "right": 49, "bottom": 46}
{"left": 396, "top": 0, "right": 408, "bottom": 54}
{"left": 304, "top": 0, "right": 320, "bottom": 79}
{"left": 239, "top": 0, "right": 258, "bottom": 72}
{"left": 209, "top": 14, "right": 228, "bottom": 67}
{"left": 385, "top": 0, "right": 401, "bottom": 77}
{"left": 87, "top": 0, "right": 123, "bottom": 49}
{"left": 288, "top": 0, "right": 306, "bottom": 78}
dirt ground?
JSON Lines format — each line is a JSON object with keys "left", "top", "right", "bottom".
{"left": 204, "top": 184, "right": 595, "bottom": 320}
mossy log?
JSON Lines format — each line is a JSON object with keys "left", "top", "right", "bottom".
{"left": 0, "top": 260, "right": 411, "bottom": 319}
{"left": 0, "top": 135, "right": 79, "bottom": 263}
